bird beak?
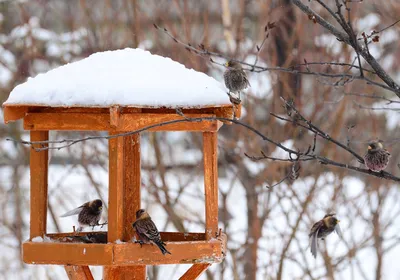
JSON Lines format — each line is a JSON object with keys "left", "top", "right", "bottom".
{"left": 337, "top": 220, "right": 340, "bottom": 223}
{"left": 368, "top": 145, "right": 372, "bottom": 150}
{"left": 224, "top": 62, "right": 229, "bottom": 67}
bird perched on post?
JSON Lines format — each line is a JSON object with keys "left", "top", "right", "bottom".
{"left": 364, "top": 141, "right": 391, "bottom": 172}
{"left": 60, "top": 199, "right": 103, "bottom": 232}
{"left": 224, "top": 60, "right": 250, "bottom": 104}
{"left": 132, "top": 209, "right": 171, "bottom": 255}
{"left": 309, "top": 213, "right": 342, "bottom": 258}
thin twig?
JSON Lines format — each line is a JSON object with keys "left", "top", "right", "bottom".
{"left": 344, "top": 92, "right": 400, "bottom": 104}
{"left": 352, "top": 101, "right": 400, "bottom": 111}
{"left": 279, "top": 96, "right": 365, "bottom": 162}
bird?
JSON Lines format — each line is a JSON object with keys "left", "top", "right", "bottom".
{"left": 309, "top": 213, "right": 342, "bottom": 258}
{"left": 60, "top": 199, "right": 103, "bottom": 232}
{"left": 224, "top": 60, "right": 250, "bottom": 103}
{"left": 132, "top": 209, "right": 171, "bottom": 255}
{"left": 364, "top": 141, "right": 391, "bottom": 172}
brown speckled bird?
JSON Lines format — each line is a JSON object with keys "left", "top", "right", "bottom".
{"left": 61, "top": 199, "right": 103, "bottom": 232}
{"left": 364, "top": 141, "right": 391, "bottom": 172}
{"left": 132, "top": 209, "right": 171, "bottom": 255}
{"left": 224, "top": 60, "right": 250, "bottom": 102}
{"left": 309, "top": 214, "right": 342, "bottom": 258}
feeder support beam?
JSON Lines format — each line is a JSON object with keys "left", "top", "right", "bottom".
{"left": 30, "top": 131, "right": 49, "bottom": 239}
{"left": 203, "top": 132, "right": 219, "bottom": 240}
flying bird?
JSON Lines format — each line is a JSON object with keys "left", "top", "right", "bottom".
{"left": 309, "top": 213, "right": 342, "bottom": 258}
{"left": 132, "top": 209, "right": 171, "bottom": 255}
{"left": 60, "top": 199, "right": 103, "bottom": 232}
{"left": 224, "top": 60, "right": 250, "bottom": 104}
{"left": 364, "top": 141, "right": 390, "bottom": 172}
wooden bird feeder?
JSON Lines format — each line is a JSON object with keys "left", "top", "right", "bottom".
{"left": 3, "top": 100, "right": 241, "bottom": 279}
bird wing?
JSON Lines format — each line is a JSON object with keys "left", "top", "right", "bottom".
{"left": 60, "top": 206, "right": 83, "bottom": 217}
{"left": 310, "top": 227, "right": 320, "bottom": 259}
{"left": 309, "top": 220, "right": 323, "bottom": 237}
{"left": 244, "top": 75, "right": 251, "bottom": 88}
{"left": 60, "top": 202, "right": 88, "bottom": 217}
{"left": 335, "top": 224, "right": 343, "bottom": 238}
{"left": 138, "top": 219, "right": 161, "bottom": 241}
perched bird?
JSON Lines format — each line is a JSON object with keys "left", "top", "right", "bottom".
{"left": 60, "top": 199, "right": 103, "bottom": 232}
{"left": 132, "top": 209, "right": 171, "bottom": 255}
{"left": 309, "top": 213, "right": 342, "bottom": 258}
{"left": 224, "top": 60, "right": 250, "bottom": 103}
{"left": 364, "top": 141, "right": 391, "bottom": 172}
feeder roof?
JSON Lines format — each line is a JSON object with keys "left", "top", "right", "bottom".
{"left": 3, "top": 48, "right": 230, "bottom": 109}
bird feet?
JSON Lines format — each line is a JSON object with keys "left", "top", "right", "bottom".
{"left": 135, "top": 240, "right": 144, "bottom": 248}
{"left": 227, "top": 92, "right": 241, "bottom": 105}
{"left": 98, "top": 221, "right": 108, "bottom": 228}
{"left": 367, "top": 169, "right": 385, "bottom": 177}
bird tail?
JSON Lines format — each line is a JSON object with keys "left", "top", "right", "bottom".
{"left": 155, "top": 240, "right": 171, "bottom": 255}
{"left": 310, "top": 233, "right": 318, "bottom": 259}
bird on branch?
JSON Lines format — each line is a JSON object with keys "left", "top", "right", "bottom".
{"left": 364, "top": 141, "right": 391, "bottom": 172}
{"left": 224, "top": 60, "right": 250, "bottom": 105}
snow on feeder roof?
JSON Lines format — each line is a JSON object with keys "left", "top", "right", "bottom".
{"left": 4, "top": 48, "right": 231, "bottom": 108}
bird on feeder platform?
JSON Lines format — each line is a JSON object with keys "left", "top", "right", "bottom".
{"left": 364, "top": 141, "right": 391, "bottom": 172}
{"left": 60, "top": 199, "right": 103, "bottom": 232}
{"left": 309, "top": 213, "right": 342, "bottom": 258}
{"left": 224, "top": 60, "right": 250, "bottom": 105}
{"left": 132, "top": 209, "right": 171, "bottom": 255}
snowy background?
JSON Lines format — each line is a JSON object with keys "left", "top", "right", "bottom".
{"left": 1, "top": 1, "right": 400, "bottom": 280}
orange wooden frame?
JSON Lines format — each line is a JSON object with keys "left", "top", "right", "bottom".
{"left": 3, "top": 104, "right": 238, "bottom": 280}
{"left": 23, "top": 233, "right": 227, "bottom": 266}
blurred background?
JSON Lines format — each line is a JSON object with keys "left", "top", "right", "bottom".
{"left": 1, "top": 0, "right": 400, "bottom": 279}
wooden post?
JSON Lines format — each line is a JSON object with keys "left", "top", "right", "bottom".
{"left": 121, "top": 134, "right": 146, "bottom": 278}
{"left": 104, "top": 132, "right": 125, "bottom": 280}
{"left": 30, "top": 131, "right": 48, "bottom": 239}
{"left": 203, "top": 132, "right": 218, "bottom": 240}
{"left": 123, "top": 134, "right": 141, "bottom": 241}
{"left": 108, "top": 133, "right": 125, "bottom": 242}
{"left": 104, "top": 266, "right": 146, "bottom": 280}
{"left": 105, "top": 133, "right": 146, "bottom": 279}
{"left": 179, "top": 264, "right": 211, "bottom": 280}
{"left": 65, "top": 266, "right": 94, "bottom": 280}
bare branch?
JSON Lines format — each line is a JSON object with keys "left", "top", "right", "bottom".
{"left": 292, "top": 0, "right": 400, "bottom": 97}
